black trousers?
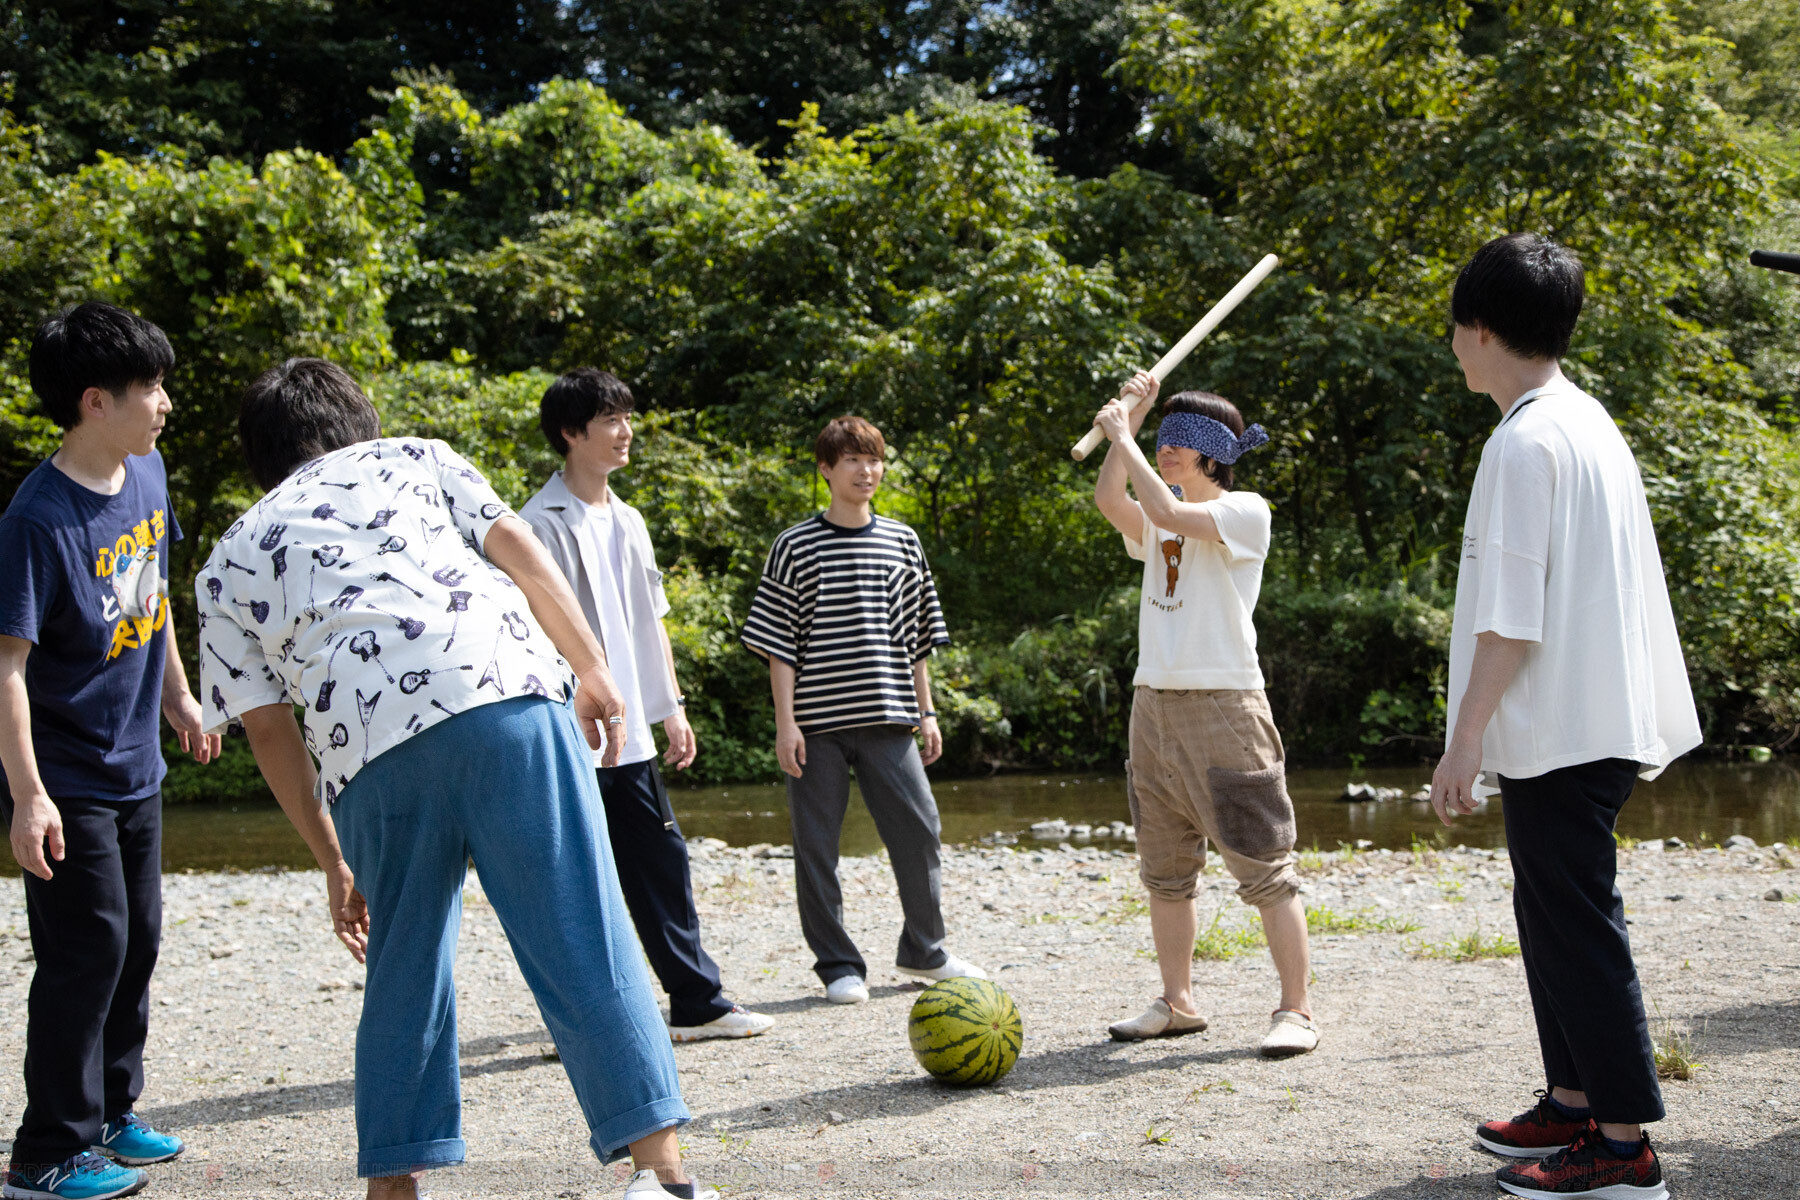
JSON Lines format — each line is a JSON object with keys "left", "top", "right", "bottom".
{"left": 1499, "top": 759, "right": 1664, "bottom": 1125}
{"left": 594, "top": 760, "right": 732, "bottom": 1028}
{"left": 1, "top": 793, "right": 162, "bottom": 1168}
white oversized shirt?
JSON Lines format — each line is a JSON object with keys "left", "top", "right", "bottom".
{"left": 1447, "top": 381, "right": 1701, "bottom": 792}
{"left": 196, "top": 438, "right": 574, "bottom": 805}
{"left": 1124, "top": 491, "right": 1271, "bottom": 690}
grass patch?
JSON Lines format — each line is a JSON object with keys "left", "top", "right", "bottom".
{"left": 1192, "top": 909, "right": 1267, "bottom": 960}
{"left": 1437, "top": 877, "right": 1467, "bottom": 903}
{"left": 1653, "top": 1015, "right": 1705, "bottom": 1081}
{"left": 1305, "top": 905, "right": 1421, "bottom": 935}
{"left": 1107, "top": 896, "right": 1151, "bottom": 923}
{"left": 1409, "top": 925, "right": 1522, "bottom": 962}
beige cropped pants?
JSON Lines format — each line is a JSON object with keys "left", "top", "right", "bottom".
{"left": 1126, "top": 686, "right": 1300, "bottom": 908}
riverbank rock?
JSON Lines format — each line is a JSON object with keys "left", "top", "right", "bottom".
{"left": 1338, "top": 781, "right": 1409, "bottom": 802}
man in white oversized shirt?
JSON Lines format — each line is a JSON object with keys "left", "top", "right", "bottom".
{"left": 521, "top": 369, "right": 772, "bottom": 1043}
{"left": 1431, "top": 234, "right": 1699, "bottom": 1200}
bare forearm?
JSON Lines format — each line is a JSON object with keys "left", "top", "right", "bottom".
{"left": 657, "top": 620, "right": 683, "bottom": 701}
{"left": 1121, "top": 441, "right": 1178, "bottom": 525}
{"left": 912, "top": 660, "right": 934, "bottom": 713}
{"left": 770, "top": 659, "right": 798, "bottom": 727}
{"left": 0, "top": 643, "right": 47, "bottom": 804}
{"left": 1449, "top": 633, "right": 1531, "bottom": 750}
{"left": 484, "top": 518, "right": 607, "bottom": 678}
{"left": 161, "top": 620, "right": 193, "bottom": 702}
{"left": 241, "top": 704, "right": 346, "bottom": 870}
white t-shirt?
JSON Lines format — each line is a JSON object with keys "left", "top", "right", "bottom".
{"left": 1447, "top": 381, "right": 1701, "bottom": 791}
{"left": 1124, "top": 491, "right": 1271, "bottom": 689}
{"left": 567, "top": 493, "right": 657, "bottom": 767}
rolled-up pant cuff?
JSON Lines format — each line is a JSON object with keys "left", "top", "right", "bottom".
{"left": 590, "top": 1101, "right": 691, "bottom": 1164}
{"left": 358, "top": 1137, "right": 466, "bottom": 1178}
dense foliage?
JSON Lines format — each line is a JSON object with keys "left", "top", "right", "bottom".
{"left": 4, "top": 0, "right": 1799, "bottom": 795}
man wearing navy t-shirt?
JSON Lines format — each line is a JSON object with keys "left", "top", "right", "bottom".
{"left": 0, "top": 303, "right": 217, "bottom": 1200}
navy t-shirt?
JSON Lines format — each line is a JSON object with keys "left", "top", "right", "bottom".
{"left": 0, "top": 451, "right": 182, "bottom": 802}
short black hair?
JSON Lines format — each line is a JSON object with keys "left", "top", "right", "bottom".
{"left": 1161, "top": 390, "right": 1245, "bottom": 490}
{"left": 238, "top": 358, "right": 382, "bottom": 490}
{"left": 540, "top": 368, "right": 635, "bottom": 457}
{"left": 1451, "top": 233, "right": 1585, "bottom": 360}
{"left": 28, "top": 302, "right": 176, "bottom": 430}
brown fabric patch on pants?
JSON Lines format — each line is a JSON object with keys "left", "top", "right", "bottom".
{"left": 1126, "top": 686, "right": 1299, "bottom": 908}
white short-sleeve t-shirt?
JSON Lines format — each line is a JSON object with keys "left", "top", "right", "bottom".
{"left": 1448, "top": 381, "right": 1702, "bottom": 790}
{"left": 567, "top": 493, "right": 656, "bottom": 766}
{"left": 1124, "top": 491, "right": 1271, "bottom": 690}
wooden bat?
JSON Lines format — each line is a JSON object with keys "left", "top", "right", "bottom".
{"left": 1071, "top": 252, "right": 1281, "bottom": 461}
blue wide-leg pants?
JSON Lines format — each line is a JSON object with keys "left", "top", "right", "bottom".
{"left": 334, "top": 695, "right": 688, "bottom": 1177}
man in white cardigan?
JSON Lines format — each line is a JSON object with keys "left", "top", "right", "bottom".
{"left": 522, "top": 368, "right": 772, "bottom": 1042}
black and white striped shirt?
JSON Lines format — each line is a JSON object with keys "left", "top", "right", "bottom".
{"left": 741, "top": 513, "right": 950, "bottom": 732}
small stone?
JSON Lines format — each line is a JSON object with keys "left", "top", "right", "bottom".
{"left": 1075, "top": 1131, "right": 1103, "bottom": 1142}
{"left": 982, "top": 901, "right": 997, "bottom": 912}
{"left": 209, "top": 945, "right": 236, "bottom": 959}
{"left": 1726, "top": 834, "right": 1758, "bottom": 851}
{"left": 1765, "top": 888, "right": 1786, "bottom": 902}
{"left": 1666, "top": 894, "right": 1685, "bottom": 902}
{"left": 1664, "top": 837, "right": 1686, "bottom": 850}
{"left": 827, "top": 1110, "right": 846, "bottom": 1125}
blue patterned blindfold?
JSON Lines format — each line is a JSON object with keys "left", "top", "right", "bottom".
{"left": 1155, "top": 411, "right": 1270, "bottom": 464}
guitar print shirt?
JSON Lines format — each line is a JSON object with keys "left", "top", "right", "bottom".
{"left": 195, "top": 438, "right": 573, "bottom": 805}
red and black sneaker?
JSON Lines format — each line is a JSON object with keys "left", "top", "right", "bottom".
{"left": 1476, "top": 1090, "right": 1589, "bottom": 1157}
{"left": 1496, "top": 1124, "right": 1668, "bottom": 1199}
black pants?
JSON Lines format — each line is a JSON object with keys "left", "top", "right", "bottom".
{"left": 1, "top": 793, "right": 162, "bottom": 1169}
{"left": 1500, "top": 759, "right": 1664, "bottom": 1125}
{"left": 594, "top": 760, "right": 732, "bottom": 1028}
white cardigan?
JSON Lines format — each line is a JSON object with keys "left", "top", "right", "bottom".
{"left": 519, "top": 471, "right": 682, "bottom": 726}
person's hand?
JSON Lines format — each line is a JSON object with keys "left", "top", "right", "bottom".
{"left": 1430, "top": 736, "right": 1484, "bottom": 827}
{"left": 163, "top": 689, "right": 222, "bottom": 764}
{"left": 573, "top": 663, "right": 629, "bottom": 767}
{"left": 1095, "top": 398, "right": 1134, "bottom": 444}
{"left": 1119, "top": 370, "right": 1159, "bottom": 433}
{"left": 325, "top": 860, "right": 369, "bottom": 963}
{"left": 8, "top": 792, "right": 63, "bottom": 881}
{"left": 918, "top": 715, "right": 943, "bottom": 767}
{"left": 662, "top": 710, "right": 698, "bottom": 771}
{"left": 776, "top": 720, "right": 807, "bottom": 779}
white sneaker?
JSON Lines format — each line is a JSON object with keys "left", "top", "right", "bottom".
{"left": 669, "top": 1004, "right": 776, "bottom": 1042}
{"left": 622, "top": 1168, "right": 719, "bottom": 1198}
{"left": 1259, "top": 1009, "right": 1319, "bottom": 1058}
{"left": 896, "top": 953, "right": 988, "bottom": 982}
{"left": 1108, "top": 996, "right": 1210, "bottom": 1041}
{"left": 825, "top": 976, "right": 869, "bottom": 1004}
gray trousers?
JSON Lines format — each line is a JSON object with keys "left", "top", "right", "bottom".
{"left": 787, "top": 724, "right": 947, "bottom": 983}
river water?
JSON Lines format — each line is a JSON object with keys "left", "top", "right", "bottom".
{"left": 11, "top": 759, "right": 1792, "bottom": 876}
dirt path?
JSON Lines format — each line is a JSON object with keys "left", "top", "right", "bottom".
{"left": 2, "top": 838, "right": 1796, "bottom": 1198}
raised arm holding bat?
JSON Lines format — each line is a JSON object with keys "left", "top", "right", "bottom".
{"left": 1086, "top": 366, "right": 1318, "bottom": 1060}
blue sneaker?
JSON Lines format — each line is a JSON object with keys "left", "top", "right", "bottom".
{"left": 2, "top": 1151, "right": 146, "bottom": 1199}
{"left": 91, "top": 1114, "right": 182, "bottom": 1167}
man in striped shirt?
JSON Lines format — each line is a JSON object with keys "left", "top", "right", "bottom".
{"left": 742, "top": 416, "right": 985, "bottom": 1004}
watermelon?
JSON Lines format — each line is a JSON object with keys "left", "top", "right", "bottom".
{"left": 907, "top": 977, "right": 1023, "bottom": 1086}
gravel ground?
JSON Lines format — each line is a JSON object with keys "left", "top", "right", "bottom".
{"left": 2, "top": 835, "right": 1797, "bottom": 1199}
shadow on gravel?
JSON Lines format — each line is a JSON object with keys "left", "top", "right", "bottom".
{"left": 691, "top": 1039, "right": 1247, "bottom": 1132}
{"left": 1348, "top": 1168, "right": 1495, "bottom": 1198}
{"left": 717, "top": 983, "right": 923, "bottom": 1016}
{"left": 1659, "top": 1128, "right": 1800, "bottom": 1197}
{"left": 139, "top": 1036, "right": 567, "bottom": 1130}
{"left": 1677, "top": 997, "right": 1800, "bottom": 1057}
